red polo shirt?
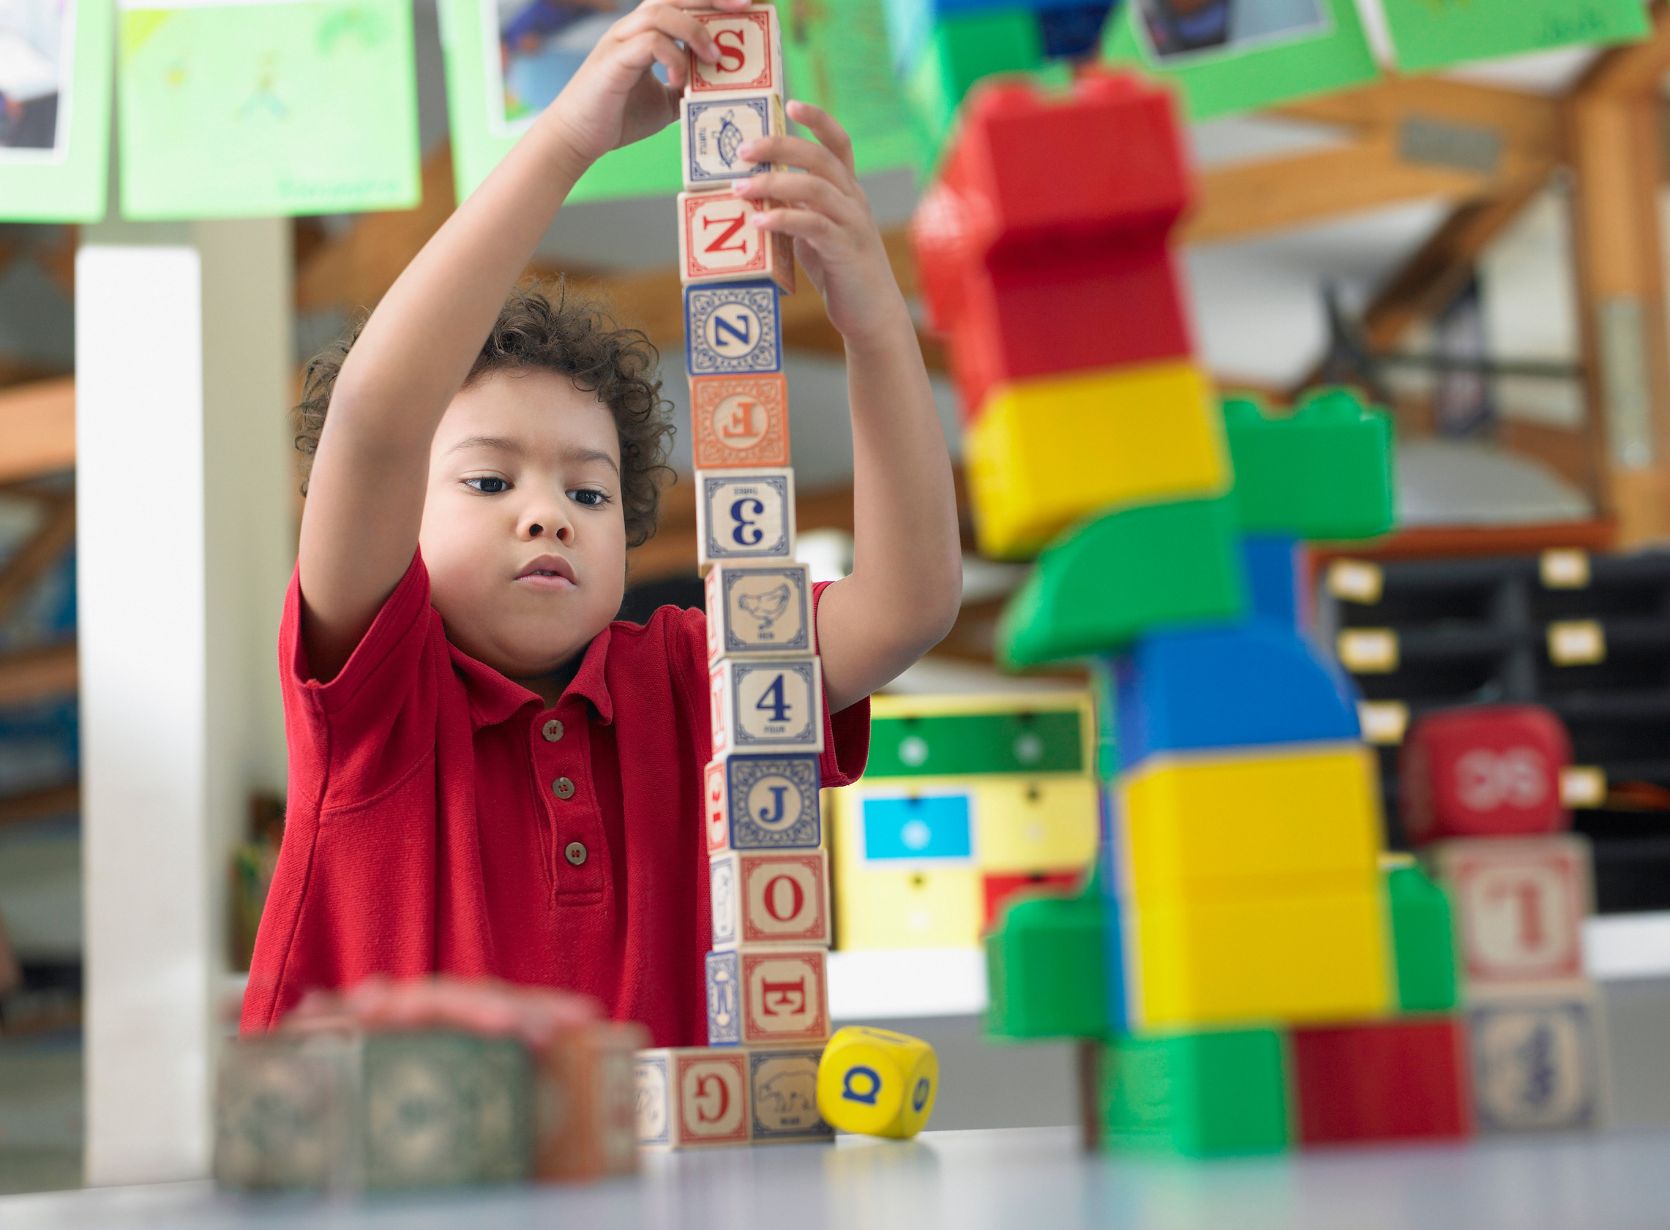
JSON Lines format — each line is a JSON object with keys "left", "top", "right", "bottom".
{"left": 241, "top": 549, "right": 869, "bottom": 1047}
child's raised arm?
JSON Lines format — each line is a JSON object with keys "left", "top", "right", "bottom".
{"left": 296, "top": 0, "right": 747, "bottom": 682}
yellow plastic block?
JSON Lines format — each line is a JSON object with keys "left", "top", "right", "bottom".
{"left": 1126, "top": 884, "right": 1394, "bottom": 1028}
{"left": 969, "top": 777, "right": 1099, "bottom": 873}
{"left": 833, "top": 865, "right": 983, "bottom": 949}
{"left": 817, "top": 1026, "right": 938, "bottom": 1139}
{"left": 964, "top": 360, "right": 1229, "bottom": 559}
{"left": 1117, "top": 744, "right": 1386, "bottom": 902}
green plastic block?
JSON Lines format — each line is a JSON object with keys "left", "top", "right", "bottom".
{"left": 1223, "top": 387, "right": 1396, "bottom": 541}
{"left": 1386, "top": 862, "right": 1461, "bottom": 1012}
{"left": 1099, "top": 1029, "right": 1291, "bottom": 1158}
{"left": 868, "top": 708, "right": 1087, "bottom": 777}
{"left": 1089, "top": 658, "right": 1121, "bottom": 781}
{"left": 997, "top": 497, "right": 1247, "bottom": 668}
{"left": 985, "top": 890, "right": 1111, "bottom": 1040}
{"left": 903, "top": 12, "right": 1065, "bottom": 152}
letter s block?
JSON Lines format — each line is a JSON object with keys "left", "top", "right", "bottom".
{"left": 688, "top": 5, "right": 785, "bottom": 97}
{"left": 711, "top": 849, "right": 831, "bottom": 949}
{"left": 816, "top": 1025, "right": 939, "bottom": 1139}
{"left": 635, "top": 1048, "right": 751, "bottom": 1149}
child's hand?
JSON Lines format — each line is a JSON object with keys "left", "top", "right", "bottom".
{"left": 544, "top": 0, "right": 753, "bottom": 175}
{"left": 732, "top": 101, "right": 908, "bottom": 348}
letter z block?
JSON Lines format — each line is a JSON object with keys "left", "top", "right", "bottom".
{"left": 964, "top": 360, "right": 1228, "bottom": 559}
{"left": 635, "top": 1048, "right": 751, "bottom": 1149}
{"left": 705, "top": 562, "right": 814, "bottom": 662}
{"left": 1428, "top": 835, "right": 1593, "bottom": 990}
{"left": 1399, "top": 705, "right": 1573, "bottom": 844}
{"left": 1291, "top": 1018, "right": 1472, "bottom": 1145}
{"left": 706, "top": 947, "right": 830, "bottom": 1046}
{"left": 688, "top": 5, "right": 785, "bottom": 97}
{"left": 697, "top": 468, "right": 796, "bottom": 570}
{"left": 678, "top": 188, "right": 795, "bottom": 293}
{"left": 705, "top": 753, "right": 822, "bottom": 852}
{"left": 685, "top": 281, "right": 783, "bottom": 377}
{"left": 711, "top": 849, "right": 831, "bottom": 949}
{"left": 690, "top": 374, "right": 791, "bottom": 469}
{"left": 749, "top": 1048, "right": 834, "bottom": 1144}
{"left": 710, "top": 656, "right": 824, "bottom": 755}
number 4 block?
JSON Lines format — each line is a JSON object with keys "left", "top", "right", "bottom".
{"left": 710, "top": 656, "right": 824, "bottom": 755}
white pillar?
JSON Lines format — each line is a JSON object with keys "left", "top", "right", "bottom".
{"left": 77, "top": 212, "right": 292, "bottom": 1185}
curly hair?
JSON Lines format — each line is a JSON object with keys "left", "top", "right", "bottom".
{"left": 293, "top": 277, "right": 676, "bottom": 548}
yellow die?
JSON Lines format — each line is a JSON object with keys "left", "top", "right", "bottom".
{"left": 816, "top": 1026, "right": 939, "bottom": 1139}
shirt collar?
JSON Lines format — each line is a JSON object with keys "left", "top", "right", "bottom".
{"left": 450, "top": 625, "right": 616, "bottom": 729}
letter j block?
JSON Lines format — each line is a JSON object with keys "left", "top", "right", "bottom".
{"left": 705, "top": 753, "right": 822, "bottom": 853}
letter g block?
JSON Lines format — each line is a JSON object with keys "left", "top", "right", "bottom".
{"left": 816, "top": 1026, "right": 939, "bottom": 1139}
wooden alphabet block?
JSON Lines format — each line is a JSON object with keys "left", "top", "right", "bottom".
{"left": 680, "top": 92, "right": 788, "bottom": 192}
{"left": 705, "top": 753, "right": 822, "bottom": 853}
{"left": 635, "top": 1047, "right": 751, "bottom": 1149}
{"left": 696, "top": 468, "right": 796, "bottom": 570}
{"left": 677, "top": 189, "right": 795, "bottom": 293}
{"left": 687, "top": 5, "right": 786, "bottom": 97}
{"left": 1429, "top": 835, "right": 1592, "bottom": 990}
{"left": 749, "top": 1048, "right": 834, "bottom": 1144}
{"left": 214, "top": 1034, "right": 353, "bottom": 1191}
{"left": 706, "top": 947, "right": 830, "bottom": 1046}
{"left": 533, "top": 1021, "right": 647, "bottom": 1182}
{"left": 685, "top": 281, "right": 783, "bottom": 377}
{"left": 705, "top": 562, "right": 813, "bottom": 662}
{"left": 1468, "top": 988, "right": 1607, "bottom": 1133}
{"left": 710, "top": 655, "right": 825, "bottom": 755}
{"left": 690, "top": 374, "right": 791, "bottom": 469}
{"left": 711, "top": 848, "right": 831, "bottom": 949}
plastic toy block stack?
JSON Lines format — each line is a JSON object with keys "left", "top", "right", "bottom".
{"left": 908, "top": 66, "right": 1486, "bottom": 1158}
{"left": 634, "top": 5, "right": 835, "bottom": 1150}
{"left": 1400, "top": 705, "right": 1611, "bottom": 1133}
{"left": 828, "top": 692, "right": 1097, "bottom": 949}
{"left": 215, "top": 1020, "right": 645, "bottom": 1192}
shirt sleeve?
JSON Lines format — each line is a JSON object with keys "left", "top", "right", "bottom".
{"left": 278, "top": 546, "right": 442, "bottom": 810}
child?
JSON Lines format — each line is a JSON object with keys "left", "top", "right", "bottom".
{"left": 241, "top": 0, "right": 963, "bottom": 1048}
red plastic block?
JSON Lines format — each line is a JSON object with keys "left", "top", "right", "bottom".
{"left": 1400, "top": 706, "right": 1572, "bottom": 845}
{"left": 1292, "top": 1018, "right": 1473, "bottom": 1146}
{"left": 981, "top": 871, "right": 1080, "bottom": 931}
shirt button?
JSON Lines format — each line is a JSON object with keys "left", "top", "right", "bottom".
{"left": 552, "top": 776, "right": 576, "bottom": 801}
{"left": 564, "top": 841, "right": 588, "bottom": 866}
{"left": 541, "top": 719, "right": 565, "bottom": 743}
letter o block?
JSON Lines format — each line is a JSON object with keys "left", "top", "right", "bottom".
{"left": 1400, "top": 706, "right": 1572, "bottom": 845}
{"left": 816, "top": 1026, "right": 939, "bottom": 1139}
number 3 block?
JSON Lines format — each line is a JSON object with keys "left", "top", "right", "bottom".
{"left": 711, "top": 849, "right": 831, "bottom": 949}
{"left": 705, "top": 562, "right": 813, "bottom": 662}
{"left": 705, "top": 753, "right": 822, "bottom": 853}
{"left": 706, "top": 947, "right": 830, "bottom": 1046}
{"left": 635, "top": 1048, "right": 751, "bottom": 1149}
{"left": 697, "top": 469, "right": 796, "bottom": 570}
{"left": 710, "top": 656, "right": 824, "bottom": 755}
{"left": 1429, "top": 835, "right": 1592, "bottom": 989}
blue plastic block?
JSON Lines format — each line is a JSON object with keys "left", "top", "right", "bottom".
{"left": 1103, "top": 890, "right": 1128, "bottom": 1034}
{"left": 1112, "top": 622, "right": 1361, "bottom": 769}
{"left": 1241, "top": 534, "right": 1303, "bottom": 630}
{"left": 882, "top": 0, "right": 1116, "bottom": 66}
{"left": 1038, "top": 3, "right": 1119, "bottom": 57}
{"left": 861, "top": 793, "right": 974, "bottom": 862}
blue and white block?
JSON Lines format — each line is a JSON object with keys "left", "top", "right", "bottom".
{"left": 711, "top": 656, "right": 824, "bottom": 755}
{"left": 706, "top": 753, "right": 822, "bottom": 851}
{"left": 749, "top": 1049, "right": 833, "bottom": 1143}
{"left": 697, "top": 469, "right": 796, "bottom": 570}
{"left": 1469, "top": 990, "right": 1608, "bottom": 1133}
{"left": 681, "top": 92, "right": 782, "bottom": 191}
{"left": 706, "top": 950, "right": 743, "bottom": 1046}
{"left": 686, "top": 281, "right": 783, "bottom": 377}
{"left": 705, "top": 563, "right": 814, "bottom": 663}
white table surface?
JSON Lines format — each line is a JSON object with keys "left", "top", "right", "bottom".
{"left": 4, "top": 1125, "right": 1669, "bottom": 1230}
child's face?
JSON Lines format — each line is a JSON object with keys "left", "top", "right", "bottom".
{"left": 419, "top": 368, "right": 628, "bottom": 684}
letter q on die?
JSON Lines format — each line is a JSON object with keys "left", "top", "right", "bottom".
{"left": 816, "top": 1026, "right": 939, "bottom": 1139}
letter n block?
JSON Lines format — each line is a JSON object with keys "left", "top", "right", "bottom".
{"left": 706, "top": 947, "right": 829, "bottom": 1046}
{"left": 690, "top": 374, "right": 791, "bottom": 469}
{"left": 712, "top": 849, "right": 831, "bottom": 949}
{"left": 635, "top": 1048, "right": 751, "bottom": 1149}
{"left": 677, "top": 189, "right": 795, "bottom": 293}
{"left": 697, "top": 468, "right": 796, "bottom": 570}
{"left": 705, "top": 753, "right": 821, "bottom": 853}
{"left": 710, "top": 656, "right": 824, "bottom": 755}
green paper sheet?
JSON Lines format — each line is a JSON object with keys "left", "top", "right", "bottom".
{"left": 1102, "top": 0, "right": 1379, "bottom": 121}
{"left": 0, "top": 0, "right": 115, "bottom": 223}
{"left": 1380, "top": 0, "right": 1649, "bottom": 73}
{"left": 117, "top": 0, "right": 420, "bottom": 220}
{"left": 440, "top": 0, "right": 920, "bottom": 206}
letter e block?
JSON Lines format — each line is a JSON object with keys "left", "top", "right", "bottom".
{"left": 712, "top": 849, "right": 831, "bottom": 949}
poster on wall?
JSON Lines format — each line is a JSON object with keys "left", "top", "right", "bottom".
{"left": 0, "top": 0, "right": 113, "bottom": 222}
{"left": 117, "top": 0, "right": 420, "bottom": 220}
{"left": 1379, "top": 0, "right": 1650, "bottom": 74}
{"left": 441, "top": 0, "right": 918, "bottom": 205}
{"left": 1101, "top": 0, "right": 1378, "bottom": 119}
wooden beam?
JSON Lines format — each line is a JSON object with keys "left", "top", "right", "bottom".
{"left": 0, "top": 642, "right": 77, "bottom": 707}
{"left": 1273, "top": 77, "right": 1563, "bottom": 162}
{"left": 0, "top": 496, "right": 74, "bottom": 623}
{"left": 1573, "top": 0, "right": 1670, "bottom": 97}
{"left": 0, "top": 377, "right": 74, "bottom": 485}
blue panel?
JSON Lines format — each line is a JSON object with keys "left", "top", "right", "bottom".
{"left": 706, "top": 950, "right": 742, "bottom": 1046}
{"left": 1241, "top": 533, "right": 1303, "bottom": 630}
{"left": 1103, "top": 892, "right": 1128, "bottom": 1034}
{"left": 1112, "top": 621, "right": 1362, "bottom": 769}
{"left": 861, "top": 793, "right": 973, "bottom": 862}
{"left": 1037, "top": 3, "right": 1119, "bottom": 58}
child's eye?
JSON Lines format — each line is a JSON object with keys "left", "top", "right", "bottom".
{"left": 464, "top": 476, "right": 509, "bottom": 494}
{"left": 569, "top": 488, "right": 613, "bottom": 508}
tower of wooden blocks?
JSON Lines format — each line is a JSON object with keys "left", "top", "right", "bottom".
{"left": 830, "top": 692, "right": 1098, "bottom": 950}
{"left": 1401, "top": 705, "right": 1610, "bottom": 1133}
{"left": 634, "top": 4, "right": 835, "bottom": 1150}
{"left": 902, "top": 49, "right": 1494, "bottom": 1155}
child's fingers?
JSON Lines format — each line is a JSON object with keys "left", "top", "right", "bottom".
{"left": 735, "top": 172, "right": 863, "bottom": 227}
{"left": 612, "top": 28, "right": 689, "bottom": 90}
{"left": 749, "top": 207, "right": 845, "bottom": 251}
{"left": 785, "top": 99, "right": 858, "bottom": 178}
{"left": 616, "top": 1, "right": 719, "bottom": 65}
{"left": 739, "top": 134, "right": 856, "bottom": 190}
